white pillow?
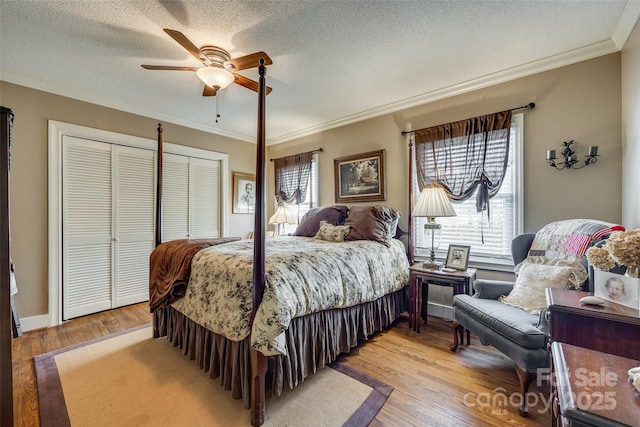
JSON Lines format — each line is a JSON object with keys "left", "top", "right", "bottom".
{"left": 499, "top": 258, "right": 587, "bottom": 314}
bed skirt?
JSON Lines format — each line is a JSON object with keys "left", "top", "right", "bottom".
{"left": 152, "top": 287, "right": 407, "bottom": 408}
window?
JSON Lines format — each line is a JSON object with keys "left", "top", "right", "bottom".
{"left": 413, "top": 114, "right": 523, "bottom": 269}
{"left": 281, "top": 153, "right": 318, "bottom": 235}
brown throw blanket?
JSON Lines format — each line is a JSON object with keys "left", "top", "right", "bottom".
{"left": 148, "top": 237, "right": 241, "bottom": 312}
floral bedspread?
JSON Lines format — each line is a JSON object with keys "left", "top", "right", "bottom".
{"left": 171, "top": 236, "right": 409, "bottom": 355}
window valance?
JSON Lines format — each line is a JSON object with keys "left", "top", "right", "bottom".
{"left": 273, "top": 151, "right": 314, "bottom": 205}
{"left": 414, "top": 110, "right": 512, "bottom": 220}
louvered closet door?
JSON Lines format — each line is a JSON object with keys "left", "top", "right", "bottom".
{"left": 113, "top": 145, "right": 155, "bottom": 307}
{"left": 190, "top": 157, "right": 221, "bottom": 238}
{"left": 62, "top": 138, "right": 155, "bottom": 319}
{"left": 62, "top": 136, "right": 113, "bottom": 319}
{"left": 162, "top": 153, "right": 190, "bottom": 241}
{"left": 162, "top": 154, "right": 221, "bottom": 241}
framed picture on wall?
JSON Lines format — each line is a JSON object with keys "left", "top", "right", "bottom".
{"left": 333, "top": 149, "right": 386, "bottom": 203}
{"left": 445, "top": 245, "right": 471, "bottom": 270}
{"left": 233, "top": 172, "right": 256, "bottom": 214}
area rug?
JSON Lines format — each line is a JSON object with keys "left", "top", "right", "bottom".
{"left": 34, "top": 325, "right": 392, "bottom": 426}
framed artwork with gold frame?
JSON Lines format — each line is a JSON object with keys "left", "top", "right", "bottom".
{"left": 333, "top": 149, "right": 385, "bottom": 203}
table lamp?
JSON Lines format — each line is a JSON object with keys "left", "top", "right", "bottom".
{"left": 268, "top": 205, "right": 296, "bottom": 236}
{"left": 413, "top": 183, "right": 457, "bottom": 269}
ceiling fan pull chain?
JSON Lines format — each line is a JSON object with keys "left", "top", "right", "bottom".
{"left": 215, "top": 93, "right": 221, "bottom": 123}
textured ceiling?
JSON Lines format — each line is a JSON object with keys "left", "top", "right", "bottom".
{"left": 1, "top": 1, "right": 639, "bottom": 144}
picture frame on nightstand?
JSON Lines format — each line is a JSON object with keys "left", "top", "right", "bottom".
{"left": 445, "top": 245, "right": 470, "bottom": 270}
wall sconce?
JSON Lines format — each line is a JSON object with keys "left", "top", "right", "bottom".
{"left": 546, "top": 140, "right": 599, "bottom": 170}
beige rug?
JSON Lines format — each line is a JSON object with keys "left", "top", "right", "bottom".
{"left": 35, "top": 325, "right": 392, "bottom": 427}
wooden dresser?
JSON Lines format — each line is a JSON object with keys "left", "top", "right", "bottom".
{"left": 552, "top": 342, "right": 640, "bottom": 427}
{"left": 546, "top": 288, "right": 640, "bottom": 359}
{"left": 546, "top": 288, "right": 640, "bottom": 426}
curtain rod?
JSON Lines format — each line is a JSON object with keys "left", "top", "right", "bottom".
{"left": 269, "top": 148, "right": 323, "bottom": 162}
{"left": 400, "top": 102, "right": 536, "bottom": 136}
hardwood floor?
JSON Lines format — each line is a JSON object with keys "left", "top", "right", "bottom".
{"left": 11, "top": 304, "right": 549, "bottom": 426}
{"left": 11, "top": 304, "right": 153, "bottom": 427}
{"left": 340, "top": 319, "right": 550, "bottom": 427}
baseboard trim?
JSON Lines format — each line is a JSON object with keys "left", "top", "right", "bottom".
{"left": 20, "top": 314, "right": 50, "bottom": 332}
{"left": 426, "top": 302, "right": 453, "bottom": 321}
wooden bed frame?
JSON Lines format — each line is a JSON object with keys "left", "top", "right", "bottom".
{"left": 153, "top": 59, "right": 271, "bottom": 425}
{"left": 152, "top": 60, "right": 406, "bottom": 425}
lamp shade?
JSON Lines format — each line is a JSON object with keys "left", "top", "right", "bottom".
{"left": 413, "top": 185, "right": 456, "bottom": 218}
{"left": 268, "top": 205, "right": 297, "bottom": 225}
{"left": 196, "top": 67, "right": 235, "bottom": 89}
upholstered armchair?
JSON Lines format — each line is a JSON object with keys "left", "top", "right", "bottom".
{"left": 449, "top": 219, "right": 624, "bottom": 416}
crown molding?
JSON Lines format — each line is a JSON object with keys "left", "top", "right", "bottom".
{"left": 0, "top": 70, "right": 255, "bottom": 143}
{"left": 268, "top": 39, "right": 620, "bottom": 145}
{"left": 612, "top": 1, "right": 640, "bottom": 49}
{"left": 2, "top": 26, "right": 631, "bottom": 147}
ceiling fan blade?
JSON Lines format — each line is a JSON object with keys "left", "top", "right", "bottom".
{"left": 163, "top": 28, "right": 207, "bottom": 64}
{"left": 202, "top": 85, "right": 218, "bottom": 97}
{"left": 233, "top": 74, "right": 273, "bottom": 95}
{"left": 225, "top": 52, "right": 273, "bottom": 71}
{"left": 141, "top": 65, "right": 199, "bottom": 71}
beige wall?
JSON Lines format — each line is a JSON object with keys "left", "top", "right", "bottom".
{"left": 267, "top": 53, "right": 624, "bottom": 281}
{"left": 0, "top": 82, "right": 257, "bottom": 319}
{"left": 622, "top": 20, "right": 640, "bottom": 229}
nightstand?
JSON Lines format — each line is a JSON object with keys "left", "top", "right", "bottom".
{"left": 408, "top": 263, "right": 477, "bottom": 332}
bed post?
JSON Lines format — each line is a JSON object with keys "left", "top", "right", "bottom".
{"left": 251, "top": 58, "right": 268, "bottom": 427}
{"left": 407, "top": 135, "right": 414, "bottom": 265}
{"left": 155, "top": 123, "right": 163, "bottom": 247}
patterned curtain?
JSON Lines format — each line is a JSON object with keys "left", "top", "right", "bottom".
{"left": 273, "top": 151, "right": 314, "bottom": 206}
{"left": 414, "top": 110, "right": 512, "bottom": 221}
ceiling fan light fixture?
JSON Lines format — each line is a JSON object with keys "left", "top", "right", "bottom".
{"left": 196, "top": 67, "right": 234, "bottom": 90}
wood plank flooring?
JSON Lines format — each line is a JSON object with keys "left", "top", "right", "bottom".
{"left": 11, "top": 304, "right": 549, "bottom": 426}
{"left": 11, "top": 304, "right": 152, "bottom": 427}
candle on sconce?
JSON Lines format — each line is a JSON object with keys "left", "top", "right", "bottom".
{"left": 546, "top": 149, "right": 556, "bottom": 160}
{"left": 588, "top": 146, "right": 598, "bottom": 157}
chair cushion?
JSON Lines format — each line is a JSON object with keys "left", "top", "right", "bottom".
{"left": 453, "top": 294, "right": 546, "bottom": 349}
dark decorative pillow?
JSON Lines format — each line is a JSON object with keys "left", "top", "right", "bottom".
{"left": 294, "top": 205, "right": 350, "bottom": 237}
{"left": 313, "top": 220, "right": 351, "bottom": 242}
{"left": 344, "top": 205, "right": 401, "bottom": 246}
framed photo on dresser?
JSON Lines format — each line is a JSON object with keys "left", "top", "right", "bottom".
{"left": 594, "top": 269, "right": 640, "bottom": 310}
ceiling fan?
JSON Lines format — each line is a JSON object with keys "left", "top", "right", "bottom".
{"left": 142, "top": 29, "right": 273, "bottom": 97}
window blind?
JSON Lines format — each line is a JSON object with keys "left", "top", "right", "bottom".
{"left": 413, "top": 114, "right": 523, "bottom": 263}
{"left": 282, "top": 154, "right": 318, "bottom": 235}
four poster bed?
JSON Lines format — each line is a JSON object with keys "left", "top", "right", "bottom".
{"left": 150, "top": 60, "right": 409, "bottom": 425}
